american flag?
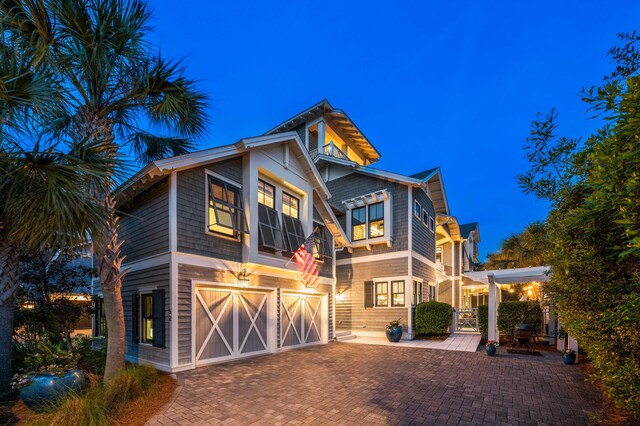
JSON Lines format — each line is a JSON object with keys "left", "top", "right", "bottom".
{"left": 293, "top": 233, "right": 319, "bottom": 287}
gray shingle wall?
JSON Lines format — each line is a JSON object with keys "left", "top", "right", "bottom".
{"left": 412, "top": 188, "right": 436, "bottom": 260}
{"left": 335, "top": 257, "right": 409, "bottom": 332}
{"left": 119, "top": 178, "right": 169, "bottom": 263}
{"left": 327, "top": 173, "right": 408, "bottom": 260}
{"left": 176, "top": 158, "right": 243, "bottom": 261}
{"left": 438, "top": 279, "right": 453, "bottom": 307}
{"left": 412, "top": 258, "right": 436, "bottom": 283}
{"left": 122, "top": 264, "right": 171, "bottom": 366}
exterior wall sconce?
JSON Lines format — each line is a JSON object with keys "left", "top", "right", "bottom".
{"left": 336, "top": 292, "right": 345, "bottom": 302}
{"left": 237, "top": 269, "right": 250, "bottom": 287}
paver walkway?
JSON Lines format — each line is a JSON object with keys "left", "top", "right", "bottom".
{"left": 342, "top": 333, "right": 482, "bottom": 352}
{"left": 148, "top": 343, "right": 600, "bottom": 425}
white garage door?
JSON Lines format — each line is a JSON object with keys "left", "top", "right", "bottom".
{"left": 281, "top": 293, "right": 324, "bottom": 348}
{"left": 195, "top": 287, "right": 270, "bottom": 365}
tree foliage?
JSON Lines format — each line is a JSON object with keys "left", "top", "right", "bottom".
{"left": 519, "top": 32, "right": 640, "bottom": 416}
{"left": 484, "top": 221, "right": 548, "bottom": 269}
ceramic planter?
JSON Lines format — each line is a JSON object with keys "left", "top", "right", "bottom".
{"left": 385, "top": 326, "right": 403, "bottom": 342}
{"left": 486, "top": 345, "right": 497, "bottom": 356}
{"left": 20, "top": 370, "right": 85, "bottom": 409}
{"left": 563, "top": 352, "right": 576, "bottom": 365}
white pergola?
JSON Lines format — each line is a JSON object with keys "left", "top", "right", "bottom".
{"left": 463, "top": 266, "right": 551, "bottom": 342}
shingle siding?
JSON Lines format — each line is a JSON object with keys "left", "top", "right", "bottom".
{"left": 122, "top": 264, "right": 171, "bottom": 366}
{"left": 327, "top": 173, "right": 408, "bottom": 259}
{"left": 412, "top": 188, "right": 436, "bottom": 260}
{"left": 119, "top": 178, "right": 169, "bottom": 263}
{"left": 335, "top": 257, "right": 409, "bottom": 332}
{"left": 176, "top": 157, "right": 243, "bottom": 261}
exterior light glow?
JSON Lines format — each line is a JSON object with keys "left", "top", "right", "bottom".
{"left": 237, "top": 269, "right": 250, "bottom": 287}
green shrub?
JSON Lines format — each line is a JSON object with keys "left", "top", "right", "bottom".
{"left": 478, "top": 305, "right": 489, "bottom": 338}
{"left": 497, "top": 301, "right": 543, "bottom": 337}
{"left": 415, "top": 301, "right": 452, "bottom": 334}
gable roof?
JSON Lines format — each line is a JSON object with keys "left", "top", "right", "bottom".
{"left": 460, "top": 222, "right": 479, "bottom": 240}
{"left": 265, "top": 99, "right": 382, "bottom": 163}
{"left": 409, "top": 167, "right": 439, "bottom": 181}
{"left": 118, "top": 132, "right": 331, "bottom": 203}
{"left": 411, "top": 167, "right": 449, "bottom": 215}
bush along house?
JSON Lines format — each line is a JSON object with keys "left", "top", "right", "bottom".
{"left": 92, "top": 99, "right": 480, "bottom": 371}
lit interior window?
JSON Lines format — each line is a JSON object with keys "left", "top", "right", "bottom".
{"left": 375, "top": 282, "right": 388, "bottom": 307}
{"left": 352, "top": 207, "right": 366, "bottom": 241}
{"left": 142, "top": 294, "right": 153, "bottom": 343}
{"left": 258, "top": 179, "right": 275, "bottom": 208}
{"left": 392, "top": 281, "right": 405, "bottom": 307}
{"left": 208, "top": 177, "right": 241, "bottom": 237}
{"left": 282, "top": 192, "right": 299, "bottom": 219}
{"left": 368, "top": 202, "right": 384, "bottom": 238}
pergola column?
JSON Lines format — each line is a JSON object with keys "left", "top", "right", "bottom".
{"left": 488, "top": 273, "right": 499, "bottom": 343}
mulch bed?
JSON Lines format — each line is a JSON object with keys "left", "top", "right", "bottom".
{"left": 0, "top": 373, "right": 176, "bottom": 426}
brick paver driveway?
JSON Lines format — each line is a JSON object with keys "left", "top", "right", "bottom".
{"left": 149, "top": 343, "right": 600, "bottom": 425}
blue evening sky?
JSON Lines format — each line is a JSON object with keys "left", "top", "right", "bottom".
{"left": 148, "top": 1, "right": 640, "bottom": 260}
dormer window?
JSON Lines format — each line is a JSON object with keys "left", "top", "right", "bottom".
{"left": 207, "top": 174, "right": 247, "bottom": 238}
{"left": 258, "top": 179, "right": 275, "bottom": 208}
{"left": 282, "top": 192, "right": 299, "bottom": 219}
{"left": 343, "top": 190, "right": 392, "bottom": 249}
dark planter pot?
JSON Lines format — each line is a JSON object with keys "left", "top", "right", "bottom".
{"left": 386, "top": 326, "right": 403, "bottom": 342}
{"left": 486, "top": 345, "right": 497, "bottom": 356}
{"left": 20, "top": 370, "right": 85, "bottom": 409}
{"left": 515, "top": 323, "right": 532, "bottom": 345}
{"left": 563, "top": 352, "right": 576, "bottom": 365}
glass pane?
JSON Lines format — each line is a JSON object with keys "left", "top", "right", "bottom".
{"left": 368, "top": 203, "right": 383, "bottom": 221}
{"left": 258, "top": 180, "right": 275, "bottom": 208}
{"left": 375, "top": 282, "right": 388, "bottom": 306}
{"left": 282, "top": 192, "right": 299, "bottom": 219}
{"left": 369, "top": 219, "right": 384, "bottom": 238}
{"left": 414, "top": 202, "right": 421, "bottom": 217}
{"left": 393, "top": 293, "right": 405, "bottom": 306}
{"left": 143, "top": 295, "right": 152, "bottom": 317}
{"left": 352, "top": 207, "right": 366, "bottom": 225}
{"left": 352, "top": 224, "right": 366, "bottom": 241}
{"left": 144, "top": 318, "right": 153, "bottom": 341}
{"left": 392, "top": 281, "right": 404, "bottom": 294}
{"left": 209, "top": 205, "right": 235, "bottom": 236}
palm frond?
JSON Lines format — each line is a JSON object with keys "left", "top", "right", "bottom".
{"left": 127, "top": 132, "right": 194, "bottom": 165}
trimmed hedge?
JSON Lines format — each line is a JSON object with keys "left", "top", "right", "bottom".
{"left": 478, "top": 305, "right": 489, "bottom": 338}
{"left": 497, "top": 301, "right": 543, "bottom": 337}
{"left": 415, "top": 301, "right": 452, "bottom": 334}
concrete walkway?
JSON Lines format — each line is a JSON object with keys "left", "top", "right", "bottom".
{"left": 341, "top": 332, "right": 482, "bottom": 352}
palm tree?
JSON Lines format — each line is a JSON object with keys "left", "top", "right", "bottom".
{"left": 2, "top": 0, "right": 208, "bottom": 381}
{"left": 0, "top": 35, "right": 112, "bottom": 390}
{"left": 484, "top": 222, "right": 548, "bottom": 269}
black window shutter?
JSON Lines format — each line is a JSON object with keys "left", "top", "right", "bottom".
{"left": 152, "top": 289, "right": 166, "bottom": 348}
{"left": 364, "top": 281, "right": 374, "bottom": 308}
{"left": 133, "top": 293, "right": 140, "bottom": 344}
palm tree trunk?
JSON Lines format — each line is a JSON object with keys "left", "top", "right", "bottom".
{"left": 0, "top": 237, "right": 20, "bottom": 392}
{"left": 96, "top": 196, "right": 127, "bottom": 382}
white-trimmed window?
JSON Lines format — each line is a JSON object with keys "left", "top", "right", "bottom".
{"left": 436, "top": 246, "right": 443, "bottom": 272}
{"left": 375, "top": 282, "right": 388, "bottom": 307}
{"left": 207, "top": 175, "right": 247, "bottom": 238}
{"left": 427, "top": 282, "right": 437, "bottom": 301}
{"left": 368, "top": 202, "right": 384, "bottom": 238}
{"left": 429, "top": 216, "right": 435, "bottom": 232}
{"left": 258, "top": 179, "right": 275, "bottom": 208}
{"left": 344, "top": 190, "right": 392, "bottom": 247}
{"left": 391, "top": 281, "right": 405, "bottom": 307}
{"left": 414, "top": 200, "right": 422, "bottom": 219}
{"left": 421, "top": 209, "right": 429, "bottom": 227}
{"left": 413, "top": 280, "right": 423, "bottom": 305}
{"left": 282, "top": 191, "right": 299, "bottom": 219}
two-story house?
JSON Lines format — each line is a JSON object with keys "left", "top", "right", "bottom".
{"left": 93, "top": 132, "right": 349, "bottom": 372}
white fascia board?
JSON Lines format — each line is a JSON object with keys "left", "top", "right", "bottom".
{"left": 355, "top": 166, "right": 424, "bottom": 188}
{"left": 240, "top": 132, "right": 331, "bottom": 200}
{"left": 430, "top": 169, "right": 450, "bottom": 215}
{"left": 313, "top": 192, "right": 350, "bottom": 246}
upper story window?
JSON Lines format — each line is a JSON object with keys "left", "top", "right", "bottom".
{"left": 368, "top": 202, "right": 384, "bottom": 238}
{"left": 258, "top": 179, "right": 275, "bottom": 208}
{"left": 436, "top": 246, "right": 443, "bottom": 271}
{"left": 208, "top": 175, "right": 247, "bottom": 238}
{"left": 414, "top": 200, "right": 422, "bottom": 218}
{"left": 421, "top": 209, "right": 429, "bottom": 227}
{"left": 351, "top": 207, "right": 366, "bottom": 241}
{"left": 429, "top": 216, "right": 435, "bottom": 232}
{"left": 313, "top": 222, "right": 332, "bottom": 261}
{"left": 282, "top": 192, "right": 299, "bottom": 219}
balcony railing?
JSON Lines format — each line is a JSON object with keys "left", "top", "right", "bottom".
{"left": 310, "top": 142, "right": 351, "bottom": 161}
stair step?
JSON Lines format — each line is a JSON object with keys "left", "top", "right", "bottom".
{"left": 336, "top": 334, "right": 357, "bottom": 342}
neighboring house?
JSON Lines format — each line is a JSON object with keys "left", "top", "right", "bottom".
{"left": 93, "top": 99, "right": 480, "bottom": 371}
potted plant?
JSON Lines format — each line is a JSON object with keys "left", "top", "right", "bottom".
{"left": 12, "top": 343, "right": 85, "bottom": 409}
{"left": 485, "top": 340, "right": 498, "bottom": 356}
{"left": 563, "top": 348, "right": 576, "bottom": 365}
{"left": 386, "top": 318, "right": 403, "bottom": 342}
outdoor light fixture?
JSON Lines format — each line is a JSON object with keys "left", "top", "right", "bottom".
{"left": 336, "top": 292, "right": 345, "bottom": 302}
{"left": 237, "top": 269, "right": 250, "bottom": 287}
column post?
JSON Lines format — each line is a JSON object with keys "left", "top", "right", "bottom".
{"left": 488, "top": 273, "right": 498, "bottom": 343}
